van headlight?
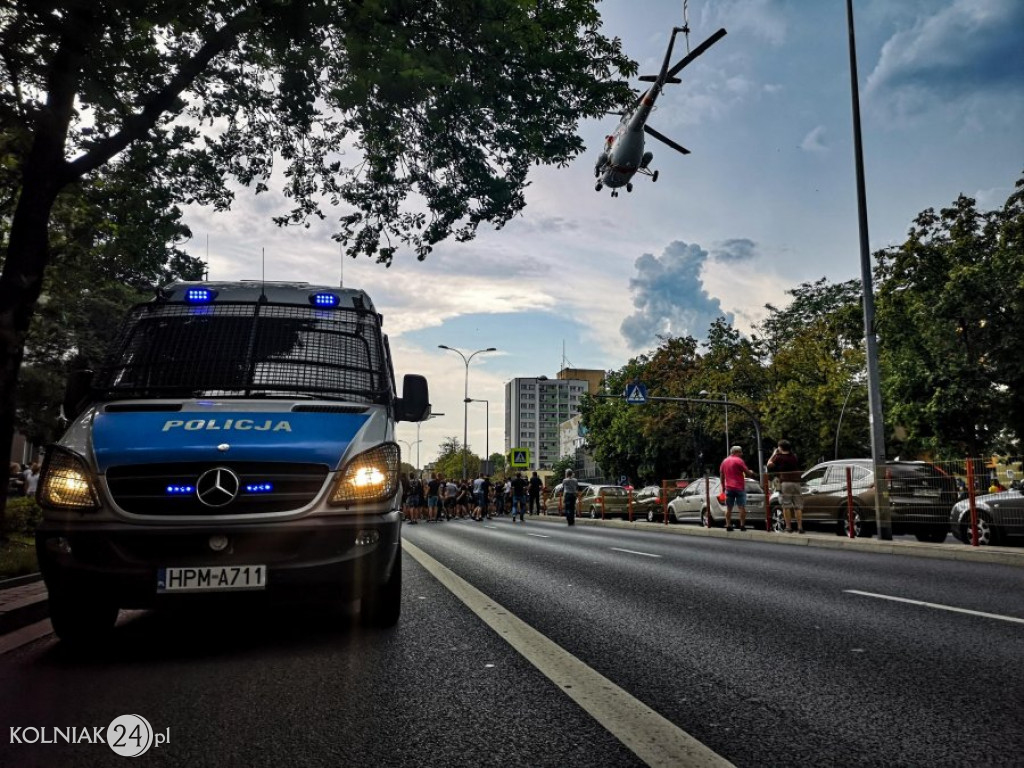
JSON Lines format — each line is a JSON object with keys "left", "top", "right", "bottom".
{"left": 38, "top": 447, "right": 100, "bottom": 511}
{"left": 328, "top": 443, "right": 400, "bottom": 506}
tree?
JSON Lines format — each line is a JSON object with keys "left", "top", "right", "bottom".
{"left": 0, "top": 0, "right": 635, "bottom": 531}
{"left": 875, "top": 177, "right": 1024, "bottom": 457}
{"left": 549, "top": 454, "right": 576, "bottom": 483}
{"left": 12, "top": 141, "right": 204, "bottom": 446}
{"left": 433, "top": 436, "right": 479, "bottom": 480}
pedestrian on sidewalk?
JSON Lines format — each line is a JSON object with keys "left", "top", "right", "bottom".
{"left": 767, "top": 440, "right": 803, "bottom": 533}
{"left": 563, "top": 470, "right": 579, "bottom": 526}
{"left": 719, "top": 446, "right": 753, "bottom": 532}
{"left": 511, "top": 472, "right": 527, "bottom": 522}
{"left": 528, "top": 471, "right": 542, "bottom": 515}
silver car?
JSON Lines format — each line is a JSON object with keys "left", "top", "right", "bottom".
{"left": 950, "top": 488, "right": 1024, "bottom": 545}
{"left": 667, "top": 477, "right": 766, "bottom": 528}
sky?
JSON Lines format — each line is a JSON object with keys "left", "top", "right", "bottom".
{"left": 180, "top": 0, "right": 1024, "bottom": 468}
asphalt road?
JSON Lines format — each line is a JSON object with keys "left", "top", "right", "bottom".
{"left": 2, "top": 516, "right": 1023, "bottom": 767}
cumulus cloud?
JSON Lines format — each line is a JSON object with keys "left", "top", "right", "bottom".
{"left": 619, "top": 241, "right": 734, "bottom": 350}
{"left": 799, "top": 125, "right": 829, "bottom": 153}
{"left": 865, "top": 0, "right": 1024, "bottom": 114}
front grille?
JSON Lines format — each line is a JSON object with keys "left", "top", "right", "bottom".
{"left": 107, "top": 462, "right": 330, "bottom": 516}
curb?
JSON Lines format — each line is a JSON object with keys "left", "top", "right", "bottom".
{"left": 0, "top": 572, "right": 42, "bottom": 591}
{"left": 528, "top": 514, "right": 1024, "bottom": 568}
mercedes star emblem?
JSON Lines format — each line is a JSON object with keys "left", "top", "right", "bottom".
{"left": 196, "top": 467, "right": 240, "bottom": 508}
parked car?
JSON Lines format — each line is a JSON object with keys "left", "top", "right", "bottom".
{"left": 579, "top": 484, "right": 631, "bottom": 519}
{"left": 632, "top": 485, "right": 668, "bottom": 522}
{"left": 546, "top": 481, "right": 591, "bottom": 514}
{"left": 950, "top": 488, "right": 1024, "bottom": 545}
{"left": 768, "top": 459, "right": 957, "bottom": 541}
{"left": 666, "top": 476, "right": 766, "bottom": 527}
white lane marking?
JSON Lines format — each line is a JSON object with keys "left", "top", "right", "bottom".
{"left": 0, "top": 618, "right": 53, "bottom": 655}
{"left": 611, "top": 547, "right": 662, "bottom": 559}
{"left": 484, "top": 525, "right": 499, "bottom": 530}
{"left": 844, "top": 590, "right": 1024, "bottom": 625}
{"left": 404, "top": 541, "right": 732, "bottom": 768}
{"left": 526, "top": 533, "right": 551, "bottom": 539}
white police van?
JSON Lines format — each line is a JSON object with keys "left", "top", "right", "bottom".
{"left": 35, "top": 281, "right": 429, "bottom": 643}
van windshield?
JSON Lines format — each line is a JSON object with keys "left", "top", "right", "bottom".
{"left": 93, "top": 301, "right": 390, "bottom": 403}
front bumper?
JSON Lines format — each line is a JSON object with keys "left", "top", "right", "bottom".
{"left": 35, "top": 512, "right": 400, "bottom": 608}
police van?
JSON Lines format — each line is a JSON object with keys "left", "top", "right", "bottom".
{"left": 35, "top": 281, "right": 429, "bottom": 643}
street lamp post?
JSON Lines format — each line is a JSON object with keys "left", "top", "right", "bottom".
{"left": 467, "top": 398, "right": 490, "bottom": 470}
{"left": 414, "top": 411, "right": 445, "bottom": 474}
{"left": 398, "top": 439, "right": 421, "bottom": 470}
{"left": 438, "top": 345, "right": 496, "bottom": 479}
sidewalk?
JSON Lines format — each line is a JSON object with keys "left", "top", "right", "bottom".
{"left": 0, "top": 574, "right": 48, "bottom": 636}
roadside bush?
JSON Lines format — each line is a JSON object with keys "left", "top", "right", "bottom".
{"left": 2, "top": 497, "right": 43, "bottom": 537}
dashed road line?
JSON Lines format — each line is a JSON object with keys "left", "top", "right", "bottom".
{"left": 844, "top": 590, "right": 1024, "bottom": 624}
{"left": 611, "top": 547, "right": 662, "bottom": 559}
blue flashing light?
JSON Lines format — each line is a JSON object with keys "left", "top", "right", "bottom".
{"left": 245, "top": 483, "right": 274, "bottom": 494}
{"left": 310, "top": 292, "right": 340, "bottom": 309}
{"left": 184, "top": 287, "right": 216, "bottom": 304}
{"left": 166, "top": 484, "right": 195, "bottom": 495}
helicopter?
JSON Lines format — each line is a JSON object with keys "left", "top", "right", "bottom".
{"left": 594, "top": 25, "right": 727, "bottom": 197}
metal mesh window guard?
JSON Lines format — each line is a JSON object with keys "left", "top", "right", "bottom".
{"left": 94, "top": 302, "right": 389, "bottom": 402}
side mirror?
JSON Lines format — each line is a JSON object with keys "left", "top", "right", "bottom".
{"left": 396, "top": 374, "right": 430, "bottom": 422}
{"left": 61, "top": 368, "right": 94, "bottom": 423}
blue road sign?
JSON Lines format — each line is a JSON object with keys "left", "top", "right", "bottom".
{"left": 625, "top": 382, "right": 648, "bottom": 404}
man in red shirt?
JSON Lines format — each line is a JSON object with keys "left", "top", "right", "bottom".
{"left": 719, "top": 445, "right": 754, "bottom": 531}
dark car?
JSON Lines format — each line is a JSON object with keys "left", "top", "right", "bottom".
{"left": 632, "top": 485, "right": 667, "bottom": 522}
{"left": 769, "top": 459, "right": 957, "bottom": 541}
{"left": 950, "top": 488, "right": 1024, "bottom": 545}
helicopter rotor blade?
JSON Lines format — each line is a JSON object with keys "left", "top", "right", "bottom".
{"left": 644, "top": 125, "right": 690, "bottom": 155}
{"left": 666, "top": 27, "right": 727, "bottom": 79}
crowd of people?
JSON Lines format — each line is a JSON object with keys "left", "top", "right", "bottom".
{"left": 401, "top": 469, "right": 546, "bottom": 524}
{"left": 7, "top": 461, "right": 40, "bottom": 498}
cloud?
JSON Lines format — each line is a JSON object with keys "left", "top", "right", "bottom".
{"left": 619, "top": 241, "right": 734, "bottom": 350}
{"left": 712, "top": 238, "right": 759, "bottom": 262}
{"left": 799, "top": 125, "right": 829, "bottom": 153}
{"left": 703, "top": 0, "right": 788, "bottom": 46}
{"left": 865, "top": 0, "right": 1024, "bottom": 115}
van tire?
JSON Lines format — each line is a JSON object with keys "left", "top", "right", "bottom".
{"left": 49, "top": 588, "right": 119, "bottom": 646}
{"left": 361, "top": 551, "right": 402, "bottom": 628}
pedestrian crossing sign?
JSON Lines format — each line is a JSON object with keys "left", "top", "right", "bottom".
{"left": 509, "top": 448, "right": 530, "bottom": 468}
{"left": 625, "top": 382, "right": 648, "bottom": 404}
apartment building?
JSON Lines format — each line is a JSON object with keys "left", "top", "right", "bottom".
{"left": 504, "top": 368, "right": 603, "bottom": 470}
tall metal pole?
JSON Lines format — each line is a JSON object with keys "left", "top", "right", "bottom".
{"left": 724, "top": 393, "right": 730, "bottom": 452}
{"left": 467, "top": 398, "right": 490, "bottom": 470}
{"left": 846, "top": 0, "right": 890, "bottom": 539}
{"left": 439, "top": 346, "right": 496, "bottom": 479}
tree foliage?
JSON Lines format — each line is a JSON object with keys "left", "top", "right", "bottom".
{"left": 0, "top": 0, "right": 636, "bottom": 532}
{"left": 432, "top": 436, "right": 479, "bottom": 480}
{"left": 875, "top": 178, "right": 1024, "bottom": 457}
